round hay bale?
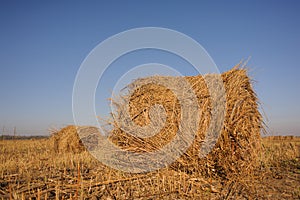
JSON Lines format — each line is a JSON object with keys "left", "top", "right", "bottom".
{"left": 109, "top": 67, "right": 263, "bottom": 178}
{"left": 50, "top": 125, "right": 86, "bottom": 153}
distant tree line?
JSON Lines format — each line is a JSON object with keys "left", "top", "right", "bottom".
{"left": 0, "top": 135, "right": 49, "bottom": 140}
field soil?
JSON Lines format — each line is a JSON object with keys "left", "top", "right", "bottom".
{"left": 0, "top": 136, "right": 299, "bottom": 199}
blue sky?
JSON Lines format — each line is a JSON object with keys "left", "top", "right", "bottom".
{"left": 0, "top": 1, "right": 299, "bottom": 136}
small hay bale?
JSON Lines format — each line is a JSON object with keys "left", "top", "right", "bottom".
{"left": 50, "top": 125, "right": 86, "bottom": 153}
{"left": 109, "top": 67, "right": 263, "bottom": 178}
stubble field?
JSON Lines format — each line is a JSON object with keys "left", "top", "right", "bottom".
{"left": 0, "top": 136, "right": 299, "bottom": 199}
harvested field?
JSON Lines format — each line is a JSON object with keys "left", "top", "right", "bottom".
{"left": 1, "top": 68, "right": 299, "bottom": 199}
{"left": 0, "top": 136, "right": 299, "bottom": 199}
